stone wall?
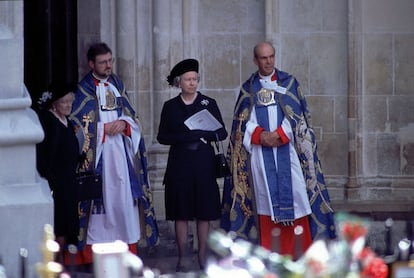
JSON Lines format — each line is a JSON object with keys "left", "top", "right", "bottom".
{"left": 347, "top": 0, "right": 414, "bottom": 201}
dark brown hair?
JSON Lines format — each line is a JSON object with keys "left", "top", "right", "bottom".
{"left": 87, "top": 42, "right": 112, "bottom": 62}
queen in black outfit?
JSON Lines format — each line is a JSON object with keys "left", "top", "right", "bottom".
{"left": 157, "top": 59, "right": 227, "bottom": 271}
{"left": 36, "top": 83, "right": 80, "bottom": 263}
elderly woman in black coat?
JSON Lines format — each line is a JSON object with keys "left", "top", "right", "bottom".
{"left": 36, "top": 82, "right": 80, "bottom": 263}
{"left": 157, "top": 59, "right": 227, "bottom": 271}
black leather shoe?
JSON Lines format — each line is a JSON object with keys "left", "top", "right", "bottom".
{"left": 176, "top": 262, "right": 184, "bottom": 272}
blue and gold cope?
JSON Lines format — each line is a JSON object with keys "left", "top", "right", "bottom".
{"left": 70, "top": 71, "right": 159, "bottom": 249}
{"left": 221, "top": 69, "right": 336, "bottom": 243}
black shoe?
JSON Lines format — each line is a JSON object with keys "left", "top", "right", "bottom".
{"left": 176, "top": 262, "right": 184, "bottom": 272}
{"left": 81, "top": 263, "right": 94, "bottom": 273}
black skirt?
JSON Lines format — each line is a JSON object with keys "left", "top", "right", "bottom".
{"left": 164, "top": 142, "right": 221, "bottom": 221}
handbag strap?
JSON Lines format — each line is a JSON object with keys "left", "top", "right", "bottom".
{"left": 214, "top": 133, "right": 224, "bottom": 154}
{"left": 76, "top": 151, "right": 88, "bottom": 174}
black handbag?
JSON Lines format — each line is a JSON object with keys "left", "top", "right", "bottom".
{"left": 214, "top": 135, "right": 231, "bottom": 178}
{"left": 76, "top": 170, "right": 103, "bottom": 201}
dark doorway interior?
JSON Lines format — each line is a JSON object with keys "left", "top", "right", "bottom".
{"left": 24, "top": 0, "right": 78, "bottom": 110}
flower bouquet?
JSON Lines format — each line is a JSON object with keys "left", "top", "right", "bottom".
{"left": 300, "top": 212, "right": 388, "bottom": 278}
{"left": 204, "top": 213, "right": 388, "bottom": 278}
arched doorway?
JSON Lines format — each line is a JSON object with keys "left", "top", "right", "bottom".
{"left": 23, "top": 0, "right": 78, "bottom": 110}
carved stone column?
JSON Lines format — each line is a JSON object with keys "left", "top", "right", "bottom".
{"left": 115, "top": 0, "right": 136, "bottom": 93}
{"left": 182, "top": 0, "right": 199, "bottom": 57}
{"left": 0, "top": 2, "right": 53, "bottom": 277}
{"left": 150, "top": 0, "right": 178, "bottom": 219}
{"left": 264, "top": 0, "right": 281, "bottom": 66}
{"left": 346, "top": 0, "right": 362, "bottom": 195}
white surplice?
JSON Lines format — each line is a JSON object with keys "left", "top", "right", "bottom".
{"left": 243, "top": 99, "right": 311, "bottom": 223}
{"left": 86, "top": 82, "right": 141, "bottom": 244}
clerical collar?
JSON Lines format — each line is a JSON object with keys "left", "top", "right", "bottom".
{"left": 259, "top": 70, "right": 276, "bottom": 82}
{"left": 92, "top": 73, "right": 109, "bottom": 84}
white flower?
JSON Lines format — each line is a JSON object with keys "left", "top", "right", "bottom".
{"left": 201, "top": 99, "right": 209, "bottom": 106}
{"left": 37, "top": 91, "right": 53, "bottom": 105}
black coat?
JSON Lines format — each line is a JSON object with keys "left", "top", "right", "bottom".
{"left": 36, "top": 110, "right": 80, "bottom": 244}
{"left": 157, "top": 92, "right": 227, "bottom": 220}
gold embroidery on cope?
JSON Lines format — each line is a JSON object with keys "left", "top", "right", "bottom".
{"left": 231, "top": 111, "right": 253, "bottom": 217}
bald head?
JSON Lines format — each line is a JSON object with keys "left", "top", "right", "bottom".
{"left": 253, "top": 42, "right": 275, "bottom": 58}
{"left": 253, "top": 41, "right": 276, "bottom": 76}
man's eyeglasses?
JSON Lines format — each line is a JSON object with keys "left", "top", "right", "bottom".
{"left": 95, "top": 58, "right": 115, "bottom": 66}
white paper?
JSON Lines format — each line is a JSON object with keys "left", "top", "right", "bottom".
{"left": 184, "top": 109, "right": 223, "bottom": 131}
{"left": 259, "top": 79, "right": 287, "bottom": 94}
